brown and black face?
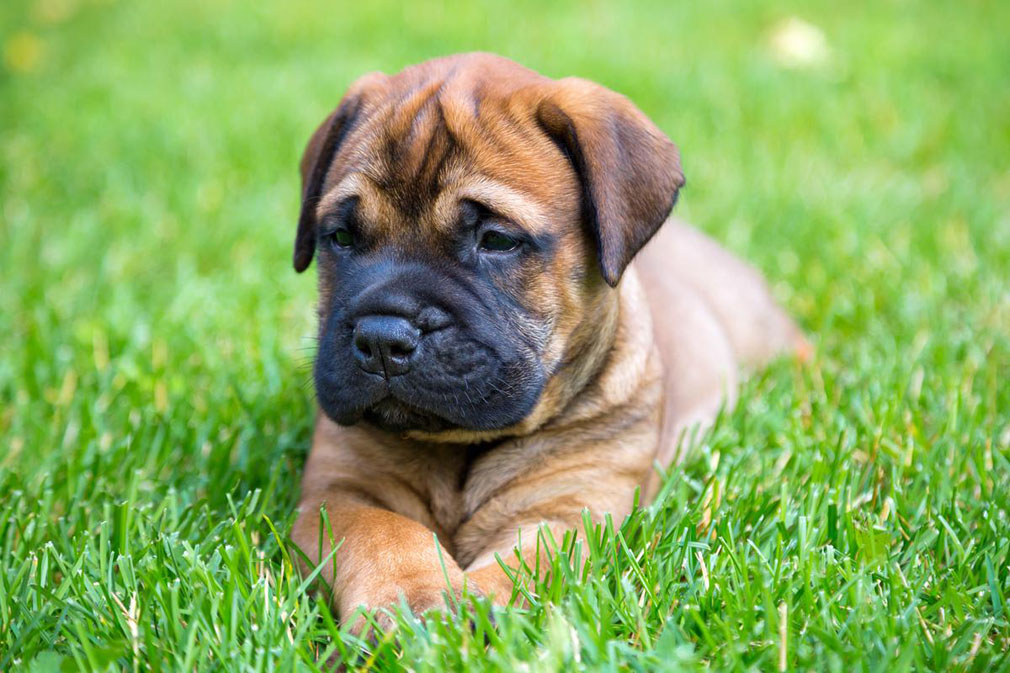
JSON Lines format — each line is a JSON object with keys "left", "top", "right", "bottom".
{"left": 293, "top": 53, "right": 684, "bottom": 439}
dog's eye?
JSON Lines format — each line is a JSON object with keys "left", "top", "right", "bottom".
{"left": 321, "top": 197, "right": 360, "bottom": 251}
{"left": 479, "top": 230, "right": 520, "bottom": 252}
{"left": 325, "top": 228, "right": 354, "bottom": 249}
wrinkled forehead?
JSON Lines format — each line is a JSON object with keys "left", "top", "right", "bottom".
{"left": 314, "top": 76, "right": 579, "bottom": 236}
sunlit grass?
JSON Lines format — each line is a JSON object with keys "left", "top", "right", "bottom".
{"left": 2, "top": 0, "right": 1008, "bottom": 670}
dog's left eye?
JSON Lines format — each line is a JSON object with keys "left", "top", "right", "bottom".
{"left": 479, "top": 230, "right": 520, "bottom": 252}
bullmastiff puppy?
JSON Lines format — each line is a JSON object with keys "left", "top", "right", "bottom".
{"left": 290, "top": 52, "right": 806, "bottom": 627}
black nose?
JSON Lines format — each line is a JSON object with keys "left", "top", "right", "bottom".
{"left": 352, "top": 315, "right": 420, "bottom": 377}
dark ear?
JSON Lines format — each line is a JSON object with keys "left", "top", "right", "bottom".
{"left": 535, "top": 78, "right": 685, "bottom": 287}
{"left": 294, "top": 73, "right": 387, "bottom": 272}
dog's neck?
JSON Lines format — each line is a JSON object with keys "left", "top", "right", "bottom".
{"left": 543, "top": 267, "right": 661, "bottom": 431}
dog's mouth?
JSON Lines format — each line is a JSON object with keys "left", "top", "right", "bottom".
{"left": 361, "top": 396, "right": 456, "bottom": 434}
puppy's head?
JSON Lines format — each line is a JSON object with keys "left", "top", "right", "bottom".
{"left": 295, "top": 53, "right": 683, "bottom": 441}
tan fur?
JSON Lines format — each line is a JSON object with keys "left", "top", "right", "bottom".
{"left": 290, "top": 53, "right": 805, "bottom": 630}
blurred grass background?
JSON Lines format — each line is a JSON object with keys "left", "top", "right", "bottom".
{"left": 2, "top": 0, "right": 1009, "bottom": 670}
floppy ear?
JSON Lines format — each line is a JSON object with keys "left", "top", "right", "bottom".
{"left": 294, "top": 73, "right": 387, "bottom": 272}
{"left": 535, "top": 78, "right": 685, "bottom": 287}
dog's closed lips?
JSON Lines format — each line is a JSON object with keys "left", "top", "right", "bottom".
{"left": 289, "top": 52, "right": 805, "bottom": 633}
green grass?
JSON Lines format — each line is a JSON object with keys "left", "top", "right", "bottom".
{"left": 2, "top": 0, "right": 1009, "bottom": 670}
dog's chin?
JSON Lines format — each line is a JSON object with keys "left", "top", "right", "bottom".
{"left": 315, "top": 354, "right": 548, "bottom": 438}
{"left": 361, "top": 398, "right": 457, "bottom": 434}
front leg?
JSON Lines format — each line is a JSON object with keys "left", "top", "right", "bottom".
{"left": 292, "top": 491, "right": 468, "bottom": 630}
{"left": 293, "top": 419, "right": 482, "bottom": 629}
{"left": 460, "top": 459, "right": 652, "bottom": 605}
{"left": 465, "top": 521, "right": 569, "bottom": 605}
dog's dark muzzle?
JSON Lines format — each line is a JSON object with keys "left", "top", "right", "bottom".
{"left": 313, "top": 260, "right": 545, "bottom": 433}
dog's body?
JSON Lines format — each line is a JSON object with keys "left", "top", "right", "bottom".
{"left": 290, "top": 53, "right": 804, "bottom": 625}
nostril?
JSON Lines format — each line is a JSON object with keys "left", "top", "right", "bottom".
{"left": 353, "top": 333, "right": 374, "bottom": 359}
{"left": 387, "top": 341, "right": 415, "bottom": 360}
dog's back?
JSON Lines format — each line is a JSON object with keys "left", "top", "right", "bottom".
{"left": 635, "top": 219, "right": 806, "bottom": 480}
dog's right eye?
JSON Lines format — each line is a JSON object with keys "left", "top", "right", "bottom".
{"left": 322, "top": 228, "right": 355, "bottom": 251}
{"left": 320, "top": 198, "right": 359, "bottom": 252}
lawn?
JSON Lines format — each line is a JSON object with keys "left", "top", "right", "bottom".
{"left": 2, "top": 0, "right": 1009, "bottom": 670}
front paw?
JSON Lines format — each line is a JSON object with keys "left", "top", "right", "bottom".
{"left": 342, "top": 574, "right": 476, "bottom": 635}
